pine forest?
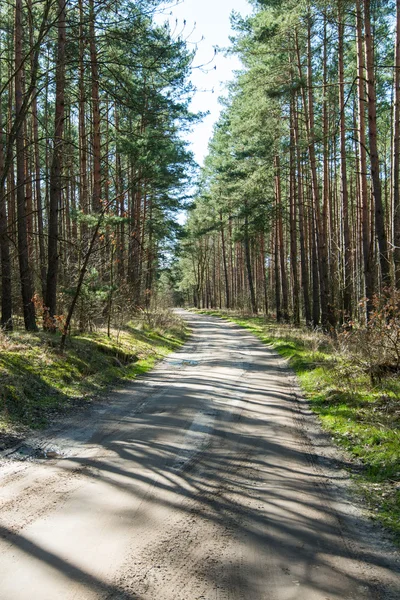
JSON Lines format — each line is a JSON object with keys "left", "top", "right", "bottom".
{"left": 179, "top": 0, "right": 400, "bottom": 330}
{"left": 1, "top": 1, "right": 400, "bottom": 591}
{"left": 2, "top": 0, "right": 400, "bottom": 335}
{"left": 0, "top": 0, "right": 196, "bottom": 339}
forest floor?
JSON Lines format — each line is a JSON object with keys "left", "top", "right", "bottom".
{"left": 194, "top": 309, "right": 400, "bottom": 545}
{"left": 0, "top": 311, "right": 188, "bottom": 450}
{"left": 0, "top": 309, "right": 399, "bottom": 599}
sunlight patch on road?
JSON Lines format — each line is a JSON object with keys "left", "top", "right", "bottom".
{"left": 171, "top": 409, "right": 216, "bottom": 472}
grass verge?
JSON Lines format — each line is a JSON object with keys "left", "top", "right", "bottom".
{"left": 194, "top": 309, "right": 400, "bottom": 543}
{"left": 0, "top": 312, "right": 188, "bottom": 445}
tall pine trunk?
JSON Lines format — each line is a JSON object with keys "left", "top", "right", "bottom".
{"left": 393, "top": 0, "right": 400, "bottom": 286}
{"left": 89, "top": 0, "right": 101, "bottom": 213}
{"left": 294, "top": 98, "right": 312, "bottom": 326}
{"left": 338, "top": 4, "right": 353, "bottom": 320}
{"left": 0, "top": 101, "right": 12, "bottom": 329}
{"left": 290, "top": 98, "right": 300, "bottom": 325}
{"left": 45, "top": 0, "right": 66, "bottom": 327}
{"left": 275, "top": 155, "right": 289, "bottom": 321}
{"left": 244, "top": 202, "right": 257, "bottom": 314}
{"left": 363, "top": 0, "right": 390, "bottom": 286}
{"left": 356, "top": 0, "right": 374, "bottom": 318}
{"left": 220, "top": 211, "right": 230, "bottom": 309}
{"left": 15, "top": 0, "right": 37, "bottom": 331}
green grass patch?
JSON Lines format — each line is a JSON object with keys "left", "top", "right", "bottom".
{"left": 0, "top": 314, "right": 188, "bottom": 437}
{"left": 195, "top": 309, "right": 400, "bottom": 543}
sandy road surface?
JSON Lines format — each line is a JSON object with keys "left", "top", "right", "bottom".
{"left": 0, "top": 311, "right": 399, "bottom": 600}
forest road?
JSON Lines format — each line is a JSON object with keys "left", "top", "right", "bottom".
{"left": 0, "top": 311, "right": 399, "bottom": 600}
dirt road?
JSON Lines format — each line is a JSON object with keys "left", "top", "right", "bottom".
{"left": 0, "top": 311, "right": 399, "bottom": 600}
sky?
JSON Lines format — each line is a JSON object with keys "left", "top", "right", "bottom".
{"left": 154, "top": 0, "right": 253, "bottom": 167}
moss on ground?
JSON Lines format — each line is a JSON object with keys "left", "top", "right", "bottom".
{"left": 195, "top": 309, "right": 400, "bottom": 543}
{"left": 0, "top": 316, "right": 188, "bottom": 436}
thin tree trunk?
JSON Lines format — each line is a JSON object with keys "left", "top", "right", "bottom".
{"left": 244, "top": 203, "right": 257, "bottom": 314}
{"left": 260, "top": 234, "right": 268, "bottom": 315}
{"left": 274, "top": 223, "right": 281, "bottom": 322}
{"left": 275, "top": 155, "right": 289, "bottom": 321}
{"left": 356, "top": 0, "right": 374, "bottom": 318}
{"left": 322, "top": 18, "right": 336, "bottom": 328}
{"left": 338, "top": 4, "right": 353, "bottom": 320}
{"left": 78, "top": 0, "right": 89, "bottom": 220}
{"left": 311, "top": 191, "right": 320, "bottom": 326}
{"left": 220, "top": 210, "right": 230, "bottom": 309}
{"left": 297, "top": 24, "right": 327, "bottom": 326}
{"left": 89, "top": 0, "right": 101, "bottom": 212}
{"left": 294, "top": 99, "right": 312, "bottom": 326}
{"left": 32, "top": 92, "right": 46, "bottom": 300}
{"left": 0, "top": 101, "right": 12, "bottom": 329}
{"left": 61, "top": 211, "right": 105, "bottom": 351}
{"left": 290, "top": 98, "right": 300, "bottom": 325}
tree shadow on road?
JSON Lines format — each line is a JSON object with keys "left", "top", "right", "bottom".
{"left": 1, "top": 313, "right": 399, "bottom": 599}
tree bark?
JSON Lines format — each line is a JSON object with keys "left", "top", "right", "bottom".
{"left": 0, "top": 101, "right": 12, "bottom": 329}
{"left": 363, "top": 0, "right": 390, "bottom": 286}
{"left": 275, "top": 155, "right": 289, "bottom": 321}
{"left": 356, "top": 0, "right": 374, "bottom": 318}
{"left": 394, "top": 0, "right": 400, "bottom": 286}
{"left": 274, "top": 224, "right": 281, "bottom": 322}
{"left": 89, "top": 0, "right": 101, "bottom": 213}
{"left": 15, "top": 0, "right": 37, "bottom": 331}
{"left": 338, "top": 4, "right": 353, "bottom": 321}
{"left": 220, "top": 211, "right": 230, "bottom": 309}
{"left": 293, "top": 98, "right": 312, "bottom": 326}
{"left": 290, "top": 98, "right": 300, "bottom": 325}
{"left": 243, "top": 203, "right": 257, "bottom": 314}
{"left": 45, "top": 0, "right": 66, "bottom": 327}
{"left": 322, "top": 18, "right": 336, "bottom": 328}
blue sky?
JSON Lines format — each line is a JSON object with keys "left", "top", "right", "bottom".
{"left": 155, "top": 0, "right": 252, "bottom": 166}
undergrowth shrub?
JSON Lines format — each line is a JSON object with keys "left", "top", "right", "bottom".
{"left": 337, "top": 291, "right": 400, "bottom": 385}
{"left": 139, "top": 307, "right": 184, "bottom": 333}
